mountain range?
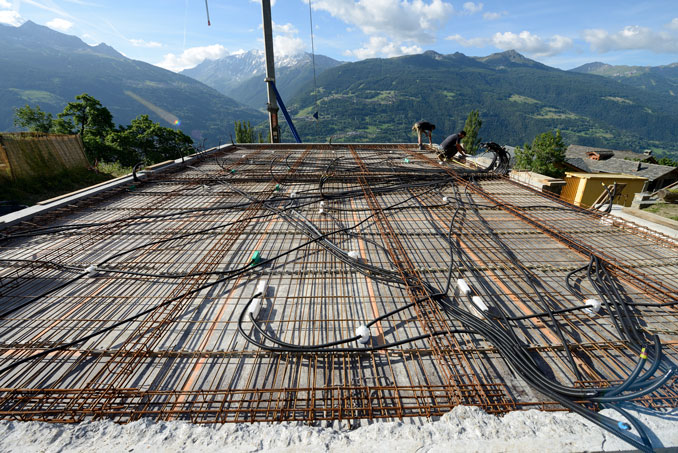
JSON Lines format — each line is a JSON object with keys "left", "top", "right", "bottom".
{"left": 570, "top": 61, "right": 678, "bottom": 98}
{"left": 282, "top": 50, "right": 678, "bottom": 158}
{"left": 1, "top": 21, "right": 677, "bottom": 159}
{"left": 181, "top": 50, "right": 343, "bottom": 109}
{"left": 0, "top": 21, "right": 265, "bottom": 146}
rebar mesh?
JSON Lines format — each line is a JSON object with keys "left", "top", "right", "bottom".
{"left": 0, "top": 144, "right": 676, "bottom": 424}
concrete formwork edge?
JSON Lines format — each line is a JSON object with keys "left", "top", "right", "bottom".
{"left": 0, "top": 144, "right": 235, "bottom": 232}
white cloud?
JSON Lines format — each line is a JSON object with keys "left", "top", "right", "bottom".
{"left": 447, "top": 30, "right": 573, "bottom": 57}
{"left": 249, "top": 0, "right": 277, "bottom": 6}
{"left": 483, "top": 11, "right": 505, "bottom": 20}
{"left": 273, "top": 22, "right": 296, "bottom": 34}
{"left": 157, "top": 44, "right": 229, "bottom": 72}
{"left": 583, "top": 25, "right": 678, "bottom": 53}
{"left": 274, "top": 34, "right": 306, "bottom": 57}
{"left": 130, "top": 38, "right": 162, "bottom": 48}
{"left": 463, "top": 2, "right": 483, "bottom": 14}
{"left": 22, "top": 0, "right": 74, "bottom": 19}
{"left": 446, "top": 33, "right": 486, "bottom": 47}
{"left": 669, "top": 18, "right": 678, "bottom": 30}
{"left": 46, "top": 18, "right": 73, "bottom": 32}
{"left": 0, "top": 9, "right": 23, "bottom": 26}
{"left": 344, "top": 36, "right": 422, "bottom": 59}
{"left": 493, "top": 31, "right": 572, "bottom": 56}
{"left": 312, "top": 0, "right": 454, "bottom": 45}
{"left": 62, "top": 0, "right": 101, "bottom": 5}
{"left": 272, "top": 21, "right": 306, "bottom": 56}
{"left": 0, "top": 0, "right": 12, "bottom": 9}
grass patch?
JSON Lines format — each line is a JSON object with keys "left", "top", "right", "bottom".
{"left": 96, "top": 161, "right": 133, "bottom": 178}
{"left": 0, "top": 167, "right": 115, "bottom": 206}
{"left": 532, "top": 107, "right": 579, "bottom": 120}
{"left": 365, "top": 90, "right": 396, "bottom": 103}
{"left": 571, "top": 128, "right": 614, "bottom": 139}
{"left": 644, "top": 203, "right": 678, "bottom": 221}
{"left": 508, "top": 94, "right": 540, "bottom": 104}
{"left": 602, "top": 96, "right": 633, "bottom": 105}
{"left": 8, "top": 88, "right": 63, "bottom": 105}
{"left": 296, "top": 105, "right": 316, "bottom": 117}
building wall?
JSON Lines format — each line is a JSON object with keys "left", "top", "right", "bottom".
{"left": 561, "top": 173, "right": 648, "bottom": 207}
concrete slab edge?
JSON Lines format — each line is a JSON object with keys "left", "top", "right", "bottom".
{"left": 622, "top": 206, "right": 678, "bottom": 230}
{"left": 0, "top": 144, "right": 235, "bottom": 232}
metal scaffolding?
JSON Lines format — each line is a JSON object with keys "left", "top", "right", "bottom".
{"left": 0, "top": 144, "right": 676, "bottom": 427}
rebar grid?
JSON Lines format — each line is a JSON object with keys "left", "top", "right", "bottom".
{"left": 0, "top": 144, "right": 677, "bottom": 424}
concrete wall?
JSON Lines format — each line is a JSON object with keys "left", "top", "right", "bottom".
{"left": 509, "top": 170, "right": 566, "bottom": 195}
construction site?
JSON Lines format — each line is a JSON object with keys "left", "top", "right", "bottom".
{"left": 0, "top": 143, "right": 677, "bottom": 451}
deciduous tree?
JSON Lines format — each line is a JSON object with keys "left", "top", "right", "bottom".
{"left": 58, "top": 93, "right": 114, "bottom": 139}
{"left": 13, "top": 105, "right": 53, "bottom": 133}
{"left": 107, "top": 115, "right": 193, "bottom": 166}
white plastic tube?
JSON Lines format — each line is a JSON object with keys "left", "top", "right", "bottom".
{"left": 248, "top": 281, "right": 268, "bottom": 320}
{"left": 356, "top": 325, "right": 371, "bottom": 344}
{"left": 472, "top": 295, "right": 488, "bottom": 311}
{"left": 584, "top": 298, "right": 601, "bottom": 315}
{"left": 470, "top": 295, "right": 488, "bottom": 317}
{"left": 85, "top": 265, "right": 98, "bottom": 277}
{"left": 456, "top": 279, "right": 471, "bottom": 296}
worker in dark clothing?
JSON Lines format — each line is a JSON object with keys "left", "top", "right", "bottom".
{"left": 412, "top": 121, "right": 435, "bottom": 149}
{"left": 440, "top": 130, "right": 467, "bottom": 160}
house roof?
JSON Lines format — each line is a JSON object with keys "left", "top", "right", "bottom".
{"left": 564, "top": 172, "right": 647, "bottom": 180}
{"left": 566, "top": 144, "right": 657, "bottom": 162}
{"left": 565, "top": 156, "right": 678, "bottom": 182}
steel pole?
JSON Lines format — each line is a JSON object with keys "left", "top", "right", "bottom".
{"left": 261, "top": 0, "right": 280, "bottom": 143}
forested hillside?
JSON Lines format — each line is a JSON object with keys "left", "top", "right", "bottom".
{"left": 0, "top": 21, "right": 265, "bottom": 146}
{"left": 286, "top": 51, "right": 678, "bottom": 158}
{"left": 571, "top": 62, "right": 678, "bottom": 99}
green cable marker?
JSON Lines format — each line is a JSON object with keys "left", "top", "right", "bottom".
{"left": 250, "top": 251, "right": 261, "bottom": 265}
{"left": 274, "top": 184, "right": 280, "bottom": 191}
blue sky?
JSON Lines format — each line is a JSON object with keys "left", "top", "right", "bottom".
{"left": 1, "top": 0, "right": 677, "bottom": 72}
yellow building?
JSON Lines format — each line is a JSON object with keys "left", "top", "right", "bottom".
{"left": 560, "top": 173, "right": 648, "bottom": 208}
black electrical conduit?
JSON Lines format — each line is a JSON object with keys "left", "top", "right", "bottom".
{"left": 358, "top": 176, "right": 670, "bottom": 451}
{"left": 431, "top": 183, "right": 673, "bottom": 451}
{"left": 0, "top": 154, "right": 673, "bottom": 450}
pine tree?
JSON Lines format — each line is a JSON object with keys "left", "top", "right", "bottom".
{"left": 13, "top": 105, "right": 53, "bottom": 133}
{"left": 514, "top": 130, "right": 566, "bottom": 177}
{"left": 462, "top": 109, "right": 482, "bottom": 155}
{"left": 234, "top": 121, "right": 255, "bottom": 143}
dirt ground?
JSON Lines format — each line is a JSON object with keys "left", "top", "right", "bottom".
{"left": 645, "top": 202, "right": 678, "bottom": 222}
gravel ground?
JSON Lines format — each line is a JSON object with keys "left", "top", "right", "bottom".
{"left": 1, "top": 405, "right": 677, "bottom": 452}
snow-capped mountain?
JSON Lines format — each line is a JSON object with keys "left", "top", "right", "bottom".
{"left": 180, "top": 50, "right": 343, "bottom": 108}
